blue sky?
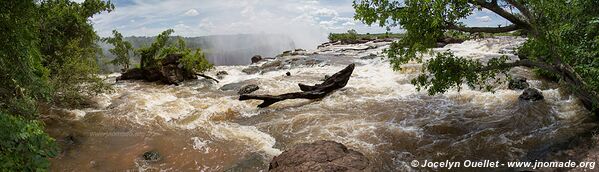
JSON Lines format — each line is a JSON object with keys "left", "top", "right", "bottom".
{"left": 81, "top": 0, "right": 509, "bottom": 47}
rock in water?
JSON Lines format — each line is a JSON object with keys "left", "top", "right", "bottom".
{"left": 238, "top": 84, "right": 259, "bottom": 95}
{"left": 269, "top": 140, "right": 370, "bottom": 172}
{"left": 142, "top": 151, "right": 161, "bottom": 161}
{"left": 251, "top": 55, "right": 263, "bottom": 64}
{"left": 508, "top": 77, "right": 529, "bottom": 90}
{"left": 216, "top": 71, "right": 228, "bottom": 79}
{"left": 519, "top": 88, "right": 544, "bottom": 101}
{"left": 286, "top": 71, "right": 291, "bottom": 76}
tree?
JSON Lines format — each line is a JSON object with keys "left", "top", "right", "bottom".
{"left": 136, "top": 29, "right": 213, "bottom": 73}
{"left": 103, "top": 30, "right": 134, "bottom": 70}
{"left": 353, "top": 0, "right": 599, "bottom": 114}
{"left": 38, "top": 0, "right": 114, "bottom": 106}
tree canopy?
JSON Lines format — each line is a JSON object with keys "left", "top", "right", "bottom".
{"left": 0, "top": 0, "right": 113, "bottom": 170}
{"left": 354, "top": 0, "right": 599, "bottom": 114}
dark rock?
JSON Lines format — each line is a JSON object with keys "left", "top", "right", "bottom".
{"left": 216, "top": 71, "right": 228, "bottom": 79}
{"left": 360, "top": 53, "right": 377, "bottom": 60}
{"left": 238, "top": 84, "right": 259, "bottom": 95}
{"left": 519, "top": 88, "right": 544, "bottom": 101}
{"left": 295, "top": 48, "right": 305, "bottom": 52}
{"left": 220, "top": 82, "right": 246, "bottom": 91}
{"left": 286, "top": 72, "right": 291, "bottom": 76}
{"left": 269, "top": 140, "right": 370, "bottom": 172}
{"left": 117, "top": 54, "right": 196, "bottom": 85}
{"left": 142, "top": 151, "right": 161, "bottom": 161}
{"left": 251, "top": 55, "right": 263, "bottom": 64}
{"left": 508, "top": 77, "right": 530, "bottom": 90}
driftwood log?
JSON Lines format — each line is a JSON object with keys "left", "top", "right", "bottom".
{"left": 239, "top": 63, "right": 355, "bottom": 107}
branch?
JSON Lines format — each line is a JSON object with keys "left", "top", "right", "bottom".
{"left": 469, "top": 0, "right": 532, "bottom": 30}
{"left": 446, "top": 23, "right": 520, "bottom": 33}
{"left": 195, "top": 73, "right": 219, "bottom": 83}
{"left": 476, "top": 59, "right": 556, "bottom": 73}
{"left": 504, "top": 0, "right": 533, "bottom": 21}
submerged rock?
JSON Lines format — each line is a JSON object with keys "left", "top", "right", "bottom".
{"left": 142, "top": 151, "right": 161, "bottom": 161}
{"left": 224, "top": 153, "right": 268, "bottom": 172}
{"left": 238, "top": 84, "right": 259, "bottom": 95}
{"left": 519, "top": 88, "right": 544, "bottom": 101}
{"left": 508, "top": 77, "right": 530, "bottom": 90}
{"left": 251, "top": 55, "right": 263, "bottom": 64}
{"left": 269, "top": 140, "right": 370, "bottom": 172}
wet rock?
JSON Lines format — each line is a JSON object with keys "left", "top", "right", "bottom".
{"left": 117, "top": 54, "right": 196, "bottom": 85}
{"left": 508, "top": 77, "right": 530, "bottom": 90}
{"left": 216, "top": 71, "right": 228, "bottom": 79}
{"left": 238, "top": 84, "right": 259, "bottom": 95}
{"left": 286, "top": 71, "right": 291, "bottom": 76}
{"left": 220, "top": 82, "right": 246, "bottom": 91}
{"left": 269, "top": 140, "right": 370, "bottom": 172}
{"left": 142, "top": 151, "right": 161, "bottom": 161}
{"left": 295, "top": 48, "right": 305, "bottom": 52}
{"left": 519, "top": 88, "right": 544, "bottom": 101}
{"left": 242, "top": 66, "right": 260, "bottom": 74}
{"left": 251, "top": 55, "right": 263, "bottom": 64}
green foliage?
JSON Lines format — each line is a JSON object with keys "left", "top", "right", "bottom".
{"left": 102, "top": 30, "right": 133, "bottom": 70}
{"left": 137, "top": 29, "right": 175, "bottom": 69}
{"left": 0, "top": 0, "right": 51, "bottom": 117}
{"left": 136, "top": 29, "right": 213, "bottom": 73}
{"left": 38, "top": 0, "right": 114, "bottom": 106}
{"left": 0, "top": 113, "right": 58, "bottom": 171}
{"left": 353, "top": 0, "right": 599, "bottom": 105}
{"left": 328, "top": 29, "right": 404, "bottom": 43}
{"left": 1, "top": 0, "right": 114, "bottom": 170}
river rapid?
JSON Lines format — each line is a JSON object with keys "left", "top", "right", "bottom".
{"left": 43, "top": 37, "right": 596, "bottom": 171}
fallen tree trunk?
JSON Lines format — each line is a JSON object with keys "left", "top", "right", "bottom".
{"left": 239, "top": 63, "right": 355, "bottom": 107}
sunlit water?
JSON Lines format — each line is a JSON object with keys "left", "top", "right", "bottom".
{"left": 43, "top": 37, "right": 596, "bottom": 171}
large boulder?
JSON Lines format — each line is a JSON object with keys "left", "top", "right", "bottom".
{"left": 269, "top": 140, "right": 370, "bottom": 172}
{"left": 117, "top": 54, "right": 196, "bottom": 85}
{"left": 508, "top": 77, "right": 530, "bottom": 90}
{"left": 519, "top": 88, "right": 544, "bottom": 101}
{"left": 238, "top": 84, "right": 259, "bottom": 95}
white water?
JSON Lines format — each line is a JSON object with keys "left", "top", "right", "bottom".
{"left": 46, "top": 37, "right": 594, "bottom": 171}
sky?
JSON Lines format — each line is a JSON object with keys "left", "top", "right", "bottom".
{"left": 79, "top": 0, "right": 510, "bottom": 48}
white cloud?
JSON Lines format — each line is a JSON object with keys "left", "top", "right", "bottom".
{"left": 184, "top": 9, "right": 199, "bottom": 16}
{"left": 476, "top": 16, "right": 492, "bottom": 22}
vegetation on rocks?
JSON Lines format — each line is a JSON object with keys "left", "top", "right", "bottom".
{"left": 353, "top": 0, "right": 599, "bottom": 114}
{"left": 102, "top": 30, "right": 134, "bottom": 71}
{"left": 328, "top": 29, "right": 404, "bottom": 44}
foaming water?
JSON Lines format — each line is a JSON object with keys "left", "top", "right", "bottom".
{"left": 44, "top": 37, "right": 595, "bottom": 171}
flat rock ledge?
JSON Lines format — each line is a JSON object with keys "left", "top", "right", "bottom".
{"left": 269, "top": 140, "right": 371, "bottom": 172}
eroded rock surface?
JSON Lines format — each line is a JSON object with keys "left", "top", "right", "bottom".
{"left": 269, "top": 140, "right": 370, "bottom": 172}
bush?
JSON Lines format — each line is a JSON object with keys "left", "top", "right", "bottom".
{"left": 0, "top": 113, "right": 58, "bottom": 171}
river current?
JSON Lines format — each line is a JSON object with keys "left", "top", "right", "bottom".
{"left": 43, "top": 37, "right": 595, "bottom": 171}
